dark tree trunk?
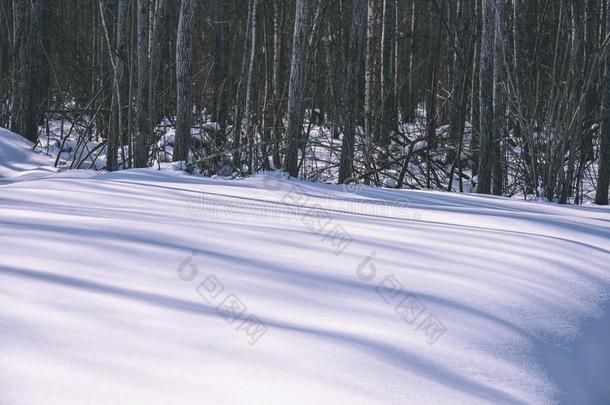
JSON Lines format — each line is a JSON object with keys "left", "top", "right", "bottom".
{"left": 213, "top": 0, "right": 229, "bottom": 162}
{"left": 117, "top": 0, "right": 130, "bottom": 148}
{"left": 447, "top": 0, "right": 473, "bottom": 191}
{"left": 232, "top": 0, "right": 258, "bottom": 170}
{"left": 338, "top": 0, "right": 367, "bottom": 183}
{"left": 596, "top": 0, "right": 610, "bottom": 205}
{"left": 11, "top": 0, "right": 48, "bottom": 143}
{"left": 378, "top": 0, "right": 396, "bottom": 154}
{"left": 425, "top": 0, "right": 442, "bottom": 189}
{"left": 405, "top": 0, "right": 417, "bottom": 122}
{"left": 150, "top": 0, "right": 169, "bottom": 127}
{"left": 491, "top": 0, "right": 504, "bottom": 196}
{"left": 477, "top": 0, "right": 495, "bottom": 194}
{"left": 173, "top": 0, "right": 197, "bottom": 163}
{"left": 11, "top": 0, "right": 30, "bottom": 139}
{"left": 284, "top": 0, "right": 310, "bottom": 177}
{"left": 104, "top": 0, "right": 129, "bottom": 171}
{"left": 271, "top": 0, "right": 284, "bottom": 169}
{"left": 364, "top": 0, "right": 376, "bottom": 149}
{"left": 134, "top": 0, "right": 150, "bottom": 168}
{"left": 470, "top": 0, "right": 482, "bottom": 179}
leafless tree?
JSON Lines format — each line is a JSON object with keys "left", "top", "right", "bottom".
{"left": 284, "top": 0, "right": 310, "bottom": 177}
{"left": 173, "top": 0, "right": 196, "bottom": 162}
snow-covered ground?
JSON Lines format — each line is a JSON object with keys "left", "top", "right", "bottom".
{"left": 1, "top": 128, "right": 610, "bottom": 404}
{"left": 0, "top": 128, "right": 57, "bottom": 180}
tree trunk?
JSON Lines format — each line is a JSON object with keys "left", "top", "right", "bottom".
{"left": 243, "top": 0, "right": 258, "bottom": 173}
{"left": 338, "top": 0, "right": 367, "bottom": 183}
{"left": 99, "top": 0, "right": 118, "bottom": 171}
{"left": 11, "top": 0, "right": 29, "bottom": 139}
{"left": 284, "top": 0, "right": 310, "bottom": 177}
{"left": 447, "top": 0, "right": 473, "bottom": 191}
{"left": 213, "top": 0, "right": 229, "bottom": 163}
{"left": 149, "top": 0, "right": 169, "bottom": 127}
{"left": 134, "top": 0, "right": 150, "bottom": 168}
{"left": 116, "top": 0, "right": 130, "bottom": 151}
{"left": 595, "top": 0, "right": 610, "bottom": 205}
{"left": 29, "top": 0, "right": 48, "bottom": 143}
{"left": 470, "top": 0, "right": 482, "bottom": 179}
{"left": 378, "top": 0, "right": 396, "bottom": 154}
{"left": 425, "top": 0, "right": 441, "bottom": 189}
{"left": 512, "top": 0, "right": 520, "bottom": 95}
{"left": 579, "top": 0, "right": 597, "bottom": 169}
{"left": 405, "top": 0, "right": 417, "bottom": 122}
{"left": 102, "top": 0, "right": 129, "bottom": 171}
{"left": 491, "top": 0, "right": 504, "bottom": 196}
{"left": 173, "top": 0, "right": 196, "bottom": 163}
{"left": 477, "top": 0, "right": 495, "bottom": 194}
{"left": 560, "top": 0, "right": 583, "bottom": 204}
{"left": 11, "top": 0, "right": 47, "bottom": 143}
{"left": 364, "top": 0, "right": 376, "bottom": 148}
{"left": 271, "top": 0, "right": 284, "bottom": 169}
{"left": 232, "top": 0, "right": 258, "bottom": 170}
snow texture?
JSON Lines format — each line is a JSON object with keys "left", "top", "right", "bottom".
{"left": 1, "top": 128, "right": 610, "bottom": 404}
{"left": 0, "top": 128, "right": 57, "bottom": 180}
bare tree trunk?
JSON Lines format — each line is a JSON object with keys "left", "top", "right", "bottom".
{"left": 512, "top": 0, "right": 520, "bottom": 95}
{"left": 378, "top": 0, "right": 396, "bottom": 156}
{"left": 134, "top": 0, "right": 150, "bottom": 167}
{"left": 470, "top": 0, "right": 482, "bottom": 179}
{"left": 260, "top": 8, "right": 273, "bottom": 171}
{"left": 364, "top": 0, "right": 376, "bottom": 147}
{"left": 232, "top": 0, "right": 258, "bottom": 169}
{"left": 115, "top": 0, "right": 130, "bottom": 160}
{"left": 0, "top": 0, "right": 11, "bottom": 127}
{"left": 29, "top": 0, "right": 48, "bottom": 143}
{"left": 284, "top": 0, "right": 310, "bottom": 177}
{"left": 477, "top": 0, "right": 495, "bottom": 194}
{"left": 11, "top": 0, "right": 47, "bottom": 143}
{"left": 11, "top": 0, "right": 29, "bottom": 138}
{"left": 213, "top": 0, "right": 229, "bottom": 164}
{"left": 595, "top": 0, "right": 610, "bottom": 205}
{"left": 579, "top": 0, "right": 597, "bottom": 169}
{"left": 324, "top": 17, "right": 341, "bottom": 139}
{"left": 425, "top": 0, "right": 441, "bottom": 189}
{"left": 243, "top": 0, "right": 258, "bottom": 173}
{"left": 560, "top": 0, "right": 583, "bottom": 204}
{"left": 99, "top": 0, "right": 119, "bottom": 171}
{"left": 173, "top": 0, "right": 196, "bottom": 163}
{"left": 393, "top": 0, "right": 400, "bottom": 120}
{"left": 338, "top": 0, "right": 367, "bottom": 183}
{"left": 447, "top": 0, "right": 473, "bottom": 190}
{"left": 491, "top": 0, "right": 504, "bottom": 196}
{"left": 149, "top": 0, "right": 168, "bottom": 126}
{"left": 271, "top": 0, "right": 284, "bottom": 169}
{"left": 405, "top": 0, "right": 417, "bottom": 122}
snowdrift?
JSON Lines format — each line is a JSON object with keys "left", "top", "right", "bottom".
{"left": 1, "top": 169, "right": 609, "bottom": 404}
{"left": 0, "top": 128, "right": 57, "bottom": 180}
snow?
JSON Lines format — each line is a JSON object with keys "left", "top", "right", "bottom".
{"left": 1, "top": 129, "right": 610, "bottom": 404}
{"left": 0, "top": 128, "right": 57, "bottom": 180}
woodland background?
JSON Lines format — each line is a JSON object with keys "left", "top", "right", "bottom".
{"left": 1, "top": 0, "right": 609, "bottom": 204}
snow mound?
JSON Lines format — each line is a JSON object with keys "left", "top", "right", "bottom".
{"left": 1, "top": 170, "right": 610, "bottom": 404}
{"left": 0, "top": 128, "right": 57, "bottom": 180}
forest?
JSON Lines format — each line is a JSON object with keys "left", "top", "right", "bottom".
{"left": 1, "top": 0, "right": 609, "bottom": 204}
{"left": 2, "top": 1, "right": 610, "bottom": 404}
